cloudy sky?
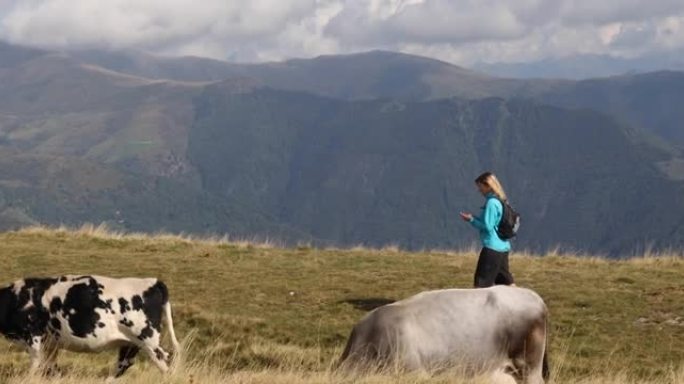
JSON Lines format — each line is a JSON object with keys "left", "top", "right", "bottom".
{"left": 1, "top": 0, "right": 683, "bottom": 66}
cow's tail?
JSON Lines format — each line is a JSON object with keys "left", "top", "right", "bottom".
{"left": 157, "top": 280, "right": 181, "bottom": 360}
{"left": 542, "top": 346, "right": 550, "bottom": 381}
{"left": 163, "top": 300, "right": 181, "bottom": 356}
{"left": 542, "top": 309, "right": 550, "bottom": 381}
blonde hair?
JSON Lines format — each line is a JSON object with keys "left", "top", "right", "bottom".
{"left": 475, "top": 172, "right": 508, "bottom": 201}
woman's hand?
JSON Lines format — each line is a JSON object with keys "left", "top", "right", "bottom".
{"left": 459, "top": 212, "right": 473, "bottom": 222}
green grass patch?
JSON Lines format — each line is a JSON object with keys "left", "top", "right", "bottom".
{"left": 0, "top": 228, "right": 683, "bottom": 382}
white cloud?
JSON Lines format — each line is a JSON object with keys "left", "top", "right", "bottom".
{"left": 655, "top": 16, "right": 684, "bottom": 50}
{"left": 1, "top": 0, "right": 684, "bottom": 65}
{"left": 325, "top": 0, "right": 530, "bottom": 45}
{"left": 0, "top": 0, "right": 318, "bottom": 60}
{"left": 557, "top": 0, "right": 684, "bottom": 26}
{"left": 609, "top": 22, "right": 658, "bottom": 51}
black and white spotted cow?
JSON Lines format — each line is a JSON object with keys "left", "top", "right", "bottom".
{"left": 0, "top": 275, "right": 180, "bottom": 380}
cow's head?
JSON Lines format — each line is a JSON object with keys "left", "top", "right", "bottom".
{"left": 0, "top": 284, "right": 40, "bottom": 342}
{"left": 0, "top": 286, "right": 14, "bottom": 332}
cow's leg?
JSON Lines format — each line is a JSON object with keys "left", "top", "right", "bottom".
{"left": 107, "top": 345, "right": 140, "bottom": 381}
{"left": 26, "top": 336, "right": 45, "bottom": 376}
{"left": 40, "top": 334, "right": 62, "bottom": 377}
{"left": 136, "top": 333, "right": 171, "bottom": 374}
{"left": 508, "top": 317, "right": 547, "bottom": 384}
{"left": 44, "top": 347, "right": 61, "bottom": 377}
{"left": 521, "top": 319, "right": 547, "bottom": 384}
{"left": 142, "top": 344, "right": 170, "bottom": 373}
{"left": 490, "top": 368, "right": 519, "bottom": 384}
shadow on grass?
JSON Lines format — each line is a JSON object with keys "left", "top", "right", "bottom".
{"left": 341, "top": 298, "right": 395, "bottom": 311}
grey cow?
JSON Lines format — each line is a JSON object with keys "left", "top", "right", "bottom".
{"left": 338, "top": 285, "right": 549, "bottom": 384}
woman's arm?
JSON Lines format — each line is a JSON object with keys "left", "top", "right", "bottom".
{"left": 469, "top": 199, "right": 499, "bottom": 232}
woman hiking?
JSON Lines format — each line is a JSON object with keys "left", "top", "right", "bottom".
{"left": 459, "top": 172, "right": 515, "bottom": 288}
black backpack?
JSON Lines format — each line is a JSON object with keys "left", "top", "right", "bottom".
{"left": 497, "top": 199, "right": 520, "bottom": 240}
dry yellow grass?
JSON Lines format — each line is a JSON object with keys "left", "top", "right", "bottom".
{"left": 3, "top": 353, "right": 684, "bottom": 384}
{"left": 0, "top": 225, "right": 683, "bottom": 383}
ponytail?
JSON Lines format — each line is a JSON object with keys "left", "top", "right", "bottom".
{"left": 475, "top": 172, "right": 508, "bottom": 201}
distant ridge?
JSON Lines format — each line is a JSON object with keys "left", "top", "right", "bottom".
{"left": 0, "top": 41, "right": 682, "bottom": 255}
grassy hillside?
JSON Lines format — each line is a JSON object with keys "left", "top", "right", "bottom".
{"left": 536, "top": 71, "right": 684, "bottom": 146}
{"left": 189, "top": 89, "right": 684, "bottom": 254}
{"left": 0, "top": 226, "right": 683, "bottom": 383}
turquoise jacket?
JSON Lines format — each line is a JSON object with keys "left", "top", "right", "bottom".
{"left": 468, "top": 193, "right": 511, "bottom": 252}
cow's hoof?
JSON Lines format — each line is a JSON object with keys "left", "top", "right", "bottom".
{"left": 45, "top": 366, "right": 63, "bottom": 377}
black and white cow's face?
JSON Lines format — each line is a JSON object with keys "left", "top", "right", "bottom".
{"left": 0, "top": 279, "right": 57, "bottom": 347}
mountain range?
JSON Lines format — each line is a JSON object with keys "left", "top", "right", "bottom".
{"left": 1, "top": 41, "right": 683, "bottom": 255}
{"left": 476, "top": 52, "right": 684, "bottom": 79}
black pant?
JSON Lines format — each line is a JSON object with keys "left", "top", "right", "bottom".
{"left": 474, "top": 247, "right": 514, "bottom": 288}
